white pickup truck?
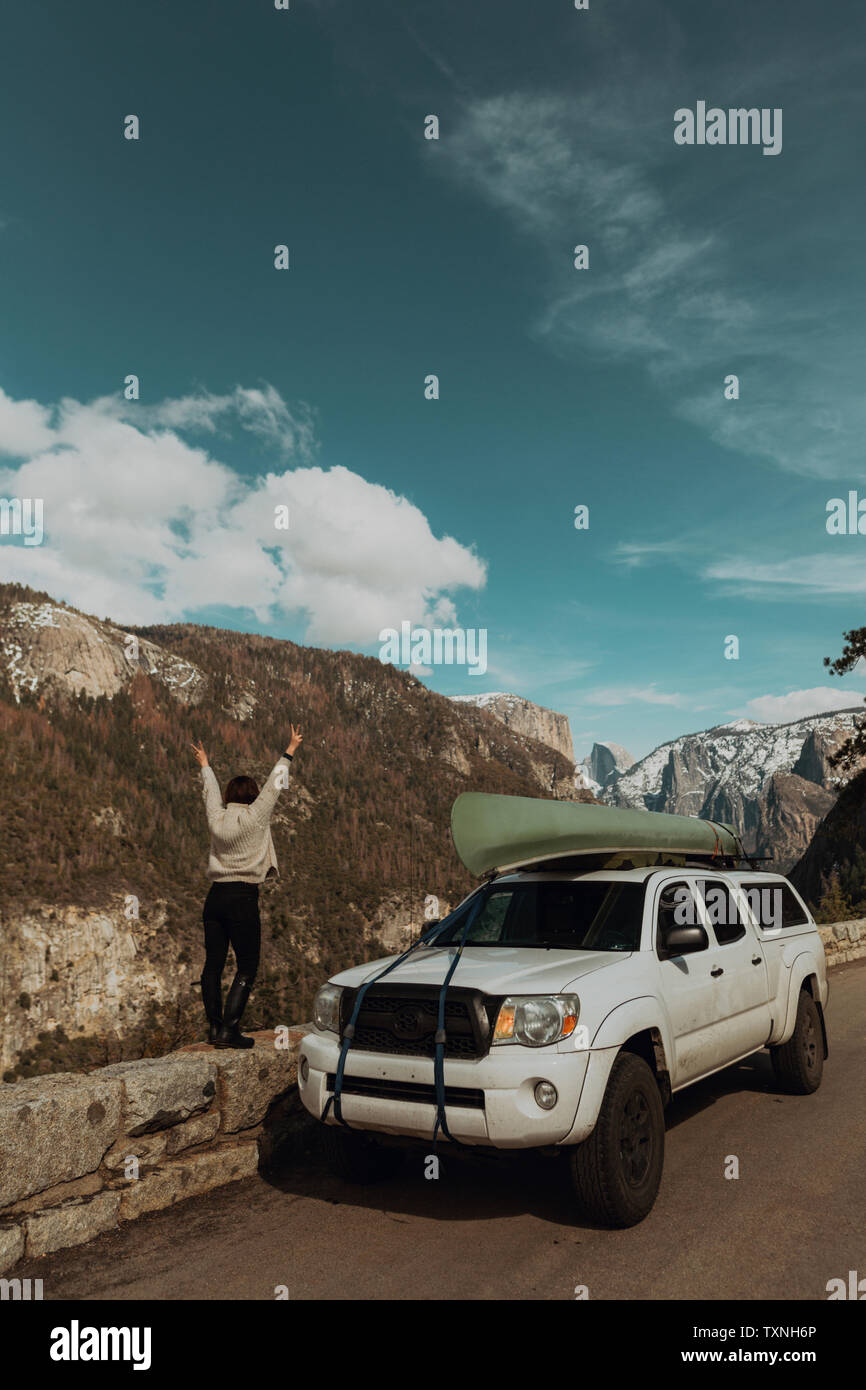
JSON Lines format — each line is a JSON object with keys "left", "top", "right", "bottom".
{"left": 299, "top": 858, "right": 829, "bottom": 1227}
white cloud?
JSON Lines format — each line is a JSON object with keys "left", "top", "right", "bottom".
{"left": 0, "top": 387, "right": 55, "bottom": 457}
{"left": 743, "top": 686, "right": 865, "bottom": 723}
{"left": 0, "top": 384, "right": 486, "bottom": 645}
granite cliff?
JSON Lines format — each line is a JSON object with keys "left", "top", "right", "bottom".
{"left": 449, "top": 692, "right": 575, "bottom": 762}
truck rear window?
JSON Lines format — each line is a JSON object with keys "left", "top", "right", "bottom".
{"left": 431, "top": 881, "right": 645, "bottom": 951}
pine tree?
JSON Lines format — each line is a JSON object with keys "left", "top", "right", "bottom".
{"left": 814, "top": 869, "right": 852, "bottom": 924}
{"left": 824, "top": 629, "right": 866, "bottom": 769}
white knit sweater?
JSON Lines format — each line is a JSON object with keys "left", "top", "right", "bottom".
{"left": 201, "top": 756, "right": 292, "bottom": 884}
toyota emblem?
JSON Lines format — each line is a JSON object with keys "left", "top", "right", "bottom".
{"left": 393, "top": 1006, "right": 425, "bottom": 1040}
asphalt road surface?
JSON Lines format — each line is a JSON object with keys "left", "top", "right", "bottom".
{"left": 19, "top": 959, "right": 865, "bottom": 1301}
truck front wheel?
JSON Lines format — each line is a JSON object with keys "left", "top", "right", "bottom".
{"left": 770, "top": 991, "right": 823, "bottom": 1094}
{"left": 568, "top": 1052, "right": 665, "bottom": 1228}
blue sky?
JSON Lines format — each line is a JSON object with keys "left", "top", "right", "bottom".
{"left": 2, "top": 0, "right": 866, "bottom": 761}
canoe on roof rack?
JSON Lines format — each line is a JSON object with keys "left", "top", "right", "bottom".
{"left": 450, "top": 791, "right": 743, "bottom": 878}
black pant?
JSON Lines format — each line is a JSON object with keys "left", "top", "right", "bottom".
{"left": 202, "top": 881, "right": 261, "bottom": 987}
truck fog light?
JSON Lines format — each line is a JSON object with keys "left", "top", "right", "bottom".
{"left": 300, "top": 1055, "right": 309, "bottom": 1083}
{"left": 534, "top": 1081, "right": 557, "bottom": 1110}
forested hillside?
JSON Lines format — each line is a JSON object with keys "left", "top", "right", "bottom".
{"left": 790, "top": 766, "right": 866, "bottom": 920}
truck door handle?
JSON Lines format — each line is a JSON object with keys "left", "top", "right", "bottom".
{"left": 751, "top": 956, "right": 762, "bottom": 966}
{"left": 710, "top": 966, "right": 724, "bottom": 977}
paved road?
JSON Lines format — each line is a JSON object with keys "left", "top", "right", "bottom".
{"left": 20, "top": 960, "right": 865, "bottom": 1301}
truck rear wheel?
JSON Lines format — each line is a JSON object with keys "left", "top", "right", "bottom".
{"left": 568, "top": 1051, "right": 665, "bottom": 1228}
{"left": 320, "top": 1123, "right": 402, "bottom": 1184}
{"left": 770, "top": 991, "right": 823, "bottom": 1095}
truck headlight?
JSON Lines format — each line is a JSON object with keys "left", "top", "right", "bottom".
{"left": 492, "top": 995, "right": 580, "bottom": 1048}
{"left": 313, "top": 983, "right": 343, "bottom": 1034}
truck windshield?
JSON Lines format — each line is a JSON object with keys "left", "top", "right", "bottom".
{"left": 429, "top": 880, "right": 645, "bottom": 951}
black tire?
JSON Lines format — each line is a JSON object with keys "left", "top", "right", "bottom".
{"left": 770, "top": 991, "right": 823, "bottom": 1094}
{"left": 568, "top": 1051, "right": 665, "bottom": 1228}
{"left": 320, "top": 1124, "right": 402, "bottom": 1184}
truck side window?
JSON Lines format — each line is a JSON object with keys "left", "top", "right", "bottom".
{"left": 697, "top": 879, "right": 745, "bottom": 946}
{"left": 780, "top": 885, "right": 810, "bottom": 928}
{"left": 655, "top": 881, "right": 703, "bottom": 955}
{"left": 738, "top": 881, "right": 810, "bottom": 930}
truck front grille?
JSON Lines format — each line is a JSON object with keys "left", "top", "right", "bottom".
{"left": 339, "top": 983, "right": 501, "bottom": 1060}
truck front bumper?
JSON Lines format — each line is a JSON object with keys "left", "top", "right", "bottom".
{"left": 298, "top": 1029, "right": 591, "bottom": 1148}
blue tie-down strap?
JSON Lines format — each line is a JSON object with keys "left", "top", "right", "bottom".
{"left": 320, "top": 916, "right": 451, "bottom": 1129}
{"left": 432, "top": 889, "right": 486, "bottom": 1149}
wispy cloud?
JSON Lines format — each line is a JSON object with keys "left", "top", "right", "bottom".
{"left": 436, "top": 65, "right": 866, "bottom": 480}
{"left": 613, "top": 539, "right": 689, "bottom": 569}
{"left": 481, "top": 651, "right": 596, "bottom": 695}
{"left": 100, "top": 385, "right": 318, "bottom": 460}
{"left": 582, "top": 683, "right": 691, "bottom": 709}
{"left": 704, "top": 553, "right": 866, "bottom": 599}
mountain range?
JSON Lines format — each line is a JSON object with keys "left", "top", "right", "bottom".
{"left": 602, "top": 712, "right": 866, "bottom": 872}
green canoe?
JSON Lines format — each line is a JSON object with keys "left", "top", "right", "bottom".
{"left": 451, "top": 792, "right": 742, "bottom": 877}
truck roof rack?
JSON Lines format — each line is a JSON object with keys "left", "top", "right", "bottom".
{"left": 511, "top": 850, "right": 774, "bottom": 875}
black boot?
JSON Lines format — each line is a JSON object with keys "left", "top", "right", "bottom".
{"left": 213, "top": 973, "right": 255, "bottom": 1049}
{"left": 200, "top": 974, "right": 223, "bottom": 1044}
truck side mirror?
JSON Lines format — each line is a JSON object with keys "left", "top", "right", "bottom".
{"left": 660, "top": 924, "right": 708, "bottom": 959}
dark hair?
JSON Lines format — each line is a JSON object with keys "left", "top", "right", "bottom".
{"left": 224, "top": 775, "right": 259, "bottom": 806}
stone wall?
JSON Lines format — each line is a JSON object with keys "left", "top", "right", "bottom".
{"left": 818, "top": 918, "right": 866, "bottom": 966}
{"left": 0, "top": 1027, "right": 311, "bottom": 1275}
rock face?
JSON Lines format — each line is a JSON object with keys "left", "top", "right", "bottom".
{"left": 0, "top": 901, "right": 189, "bottom": 1078}
{"left": 0, "top": 596, "right": 206, "bottom": 704}
{"left": 790, "top": 766, "right": 866, "bottom": 908}
{"left": 450, "top": 692, "right": 575, "bottom": 761}
{"left": 578, "top": 741, "right": 636, "bottom": 795}
{"left": 605, "top": 711, "right": 866, "bottom": 872}
{"left": 756, "top": 773, "right": 836, "bottom": 874}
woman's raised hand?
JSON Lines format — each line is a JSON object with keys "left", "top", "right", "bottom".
{"left": 287, "top": 724, "right": 303, "bottom": 755}
{"left": 191, "top": 739, "right": 209, "bottom": 768}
